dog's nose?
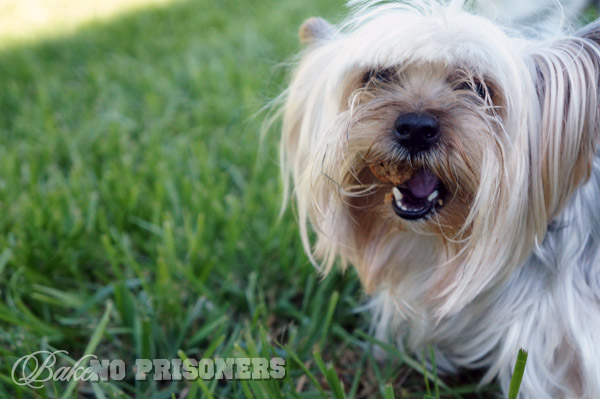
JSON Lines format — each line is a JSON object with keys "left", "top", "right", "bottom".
{"left": 394, "top": 112, "right": 440, "bottom": 152}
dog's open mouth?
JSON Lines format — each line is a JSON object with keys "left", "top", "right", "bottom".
{"left": 390, "top": 169, "right": 446, "bottom": 220}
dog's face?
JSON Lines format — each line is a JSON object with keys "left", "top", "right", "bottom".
{"left": 282, "top": 2, "right": 600, "bottom": 316}
{"left": 346, "top": 62, "right": 500, "bottom": 233}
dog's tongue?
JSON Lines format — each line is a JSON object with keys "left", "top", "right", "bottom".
{"left": 406, "top": 169, "right": 439, "bottom": 198}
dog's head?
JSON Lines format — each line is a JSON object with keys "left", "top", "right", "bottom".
{"left": 281, "top": 1, "right": 600, "bottom": 316}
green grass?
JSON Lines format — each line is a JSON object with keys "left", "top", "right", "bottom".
{"left": 508, "top": 349, "right": 528, "bottom": 399}
{"left": 0, "top": 0, "right": 502, "bottom": 397}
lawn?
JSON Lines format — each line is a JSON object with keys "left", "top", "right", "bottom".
{"left": 0, "top": 0, "right": 501, "bottom": 397}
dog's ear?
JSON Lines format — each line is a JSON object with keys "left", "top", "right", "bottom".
{"left": 576, "top": 18, "right": 600, "bottom": 44}
{"left": 529, "top": 20, "right": 600, "bottom": 228}
{"left": 299, "top": 17, "right": 336, "bottom": 45}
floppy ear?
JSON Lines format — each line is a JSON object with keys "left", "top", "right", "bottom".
{"left": 529, "top": 20, "right": 600, "bottom": 228}
{"left": 299, "top": 17, "right": 336, "bottom": 45}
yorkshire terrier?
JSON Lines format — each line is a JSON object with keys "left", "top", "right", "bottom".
{"left": 278, "top": 0, "right": 600, "bottom": 397}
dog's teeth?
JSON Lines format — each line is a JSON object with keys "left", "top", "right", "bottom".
{"left": 437, "top": 199, "right": 444, "bottom": 206}
{"left": 392, "top": 187, "right": 403, "bottom": 201}
{"left": 400, "top": 203, "right": 408, "bottom": 211}
{"left": 427, "top": 190, "right": 438, "bottom": 202}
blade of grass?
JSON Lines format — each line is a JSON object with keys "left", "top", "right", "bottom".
{"left": 508, "top": 349, "right": 528, "bottom": 399}
{"left": 347, "top": 350, "right": 367, "bottom": 399}
{"left": 177, "top": 350, "right": 214, "bottom": 399}
{"left": 429, "top": 347, "right": 439, "bottom": 399}
{"left": 313, "top": 351, "right": 346, "bottom": 399}
{"left": 421, "top": 347, "right": 431, "bottom": 396}
{"left": 318, "top": 290, "right": 339, "bottom": 349}
{"left": 59, "top": 300, "right": 112, "bottom": 399}
{"left": 384, "top": 384, "right": 395, "bottom": 399}
{"left": 281, "top": 344, "right": 327, "bottom": 397}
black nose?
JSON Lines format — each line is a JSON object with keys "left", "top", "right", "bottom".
{"left": 394, "top": 112, "right": 440, "bottom": 152}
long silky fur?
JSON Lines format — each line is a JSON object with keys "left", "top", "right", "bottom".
{"left": 278, "top": 1, "right": 600, "bottom": 398}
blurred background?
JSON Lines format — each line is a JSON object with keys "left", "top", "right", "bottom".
{"left": 0, "top": 0, "right": 595, "bottom": 398}
{"left": 0, "top": 0, "right": 174, "bottom": 42}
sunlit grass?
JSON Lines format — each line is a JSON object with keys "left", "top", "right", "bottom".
{"left": 0, "top": 0, "right": 177, "bottom": 47}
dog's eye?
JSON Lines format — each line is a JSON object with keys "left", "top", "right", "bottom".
{"left": 374, "top": 68, "right": 395, "bottom": 82}
{"left": 363, "top": 67, "right": 396, "bottom": 85}
{"left": 456, "top": 80, "right": 491, "bottom": 99}
{"left": 473, "top": 82, "right": 487, "bottom": 98}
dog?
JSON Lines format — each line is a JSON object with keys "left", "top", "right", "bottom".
{"left": 483, "top": 0, "right": 592, "bottom": 26}
{"left": 278, "top": 1, "right": 600, "bottom": 398}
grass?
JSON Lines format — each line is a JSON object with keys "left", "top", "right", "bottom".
{"left": 0, "top": 0, "right": 176, "bottom": 46}
{"left": 0, "top": 0, "right": 504, "bottom": 397}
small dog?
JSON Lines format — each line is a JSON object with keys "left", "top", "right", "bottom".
{"left": 278, "top": 1, "right": 600, "bottom": 398}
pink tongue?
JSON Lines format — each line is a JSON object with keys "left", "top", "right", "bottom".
{"left": 406, "top": 169, "right": 439, "bottom": 199}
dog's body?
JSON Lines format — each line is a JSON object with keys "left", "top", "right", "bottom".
{"left": 279, "top": 1, "right": 600, "bottom": 398}
{"left": 372, "top": 161, "right": 600, "bottom": 397}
